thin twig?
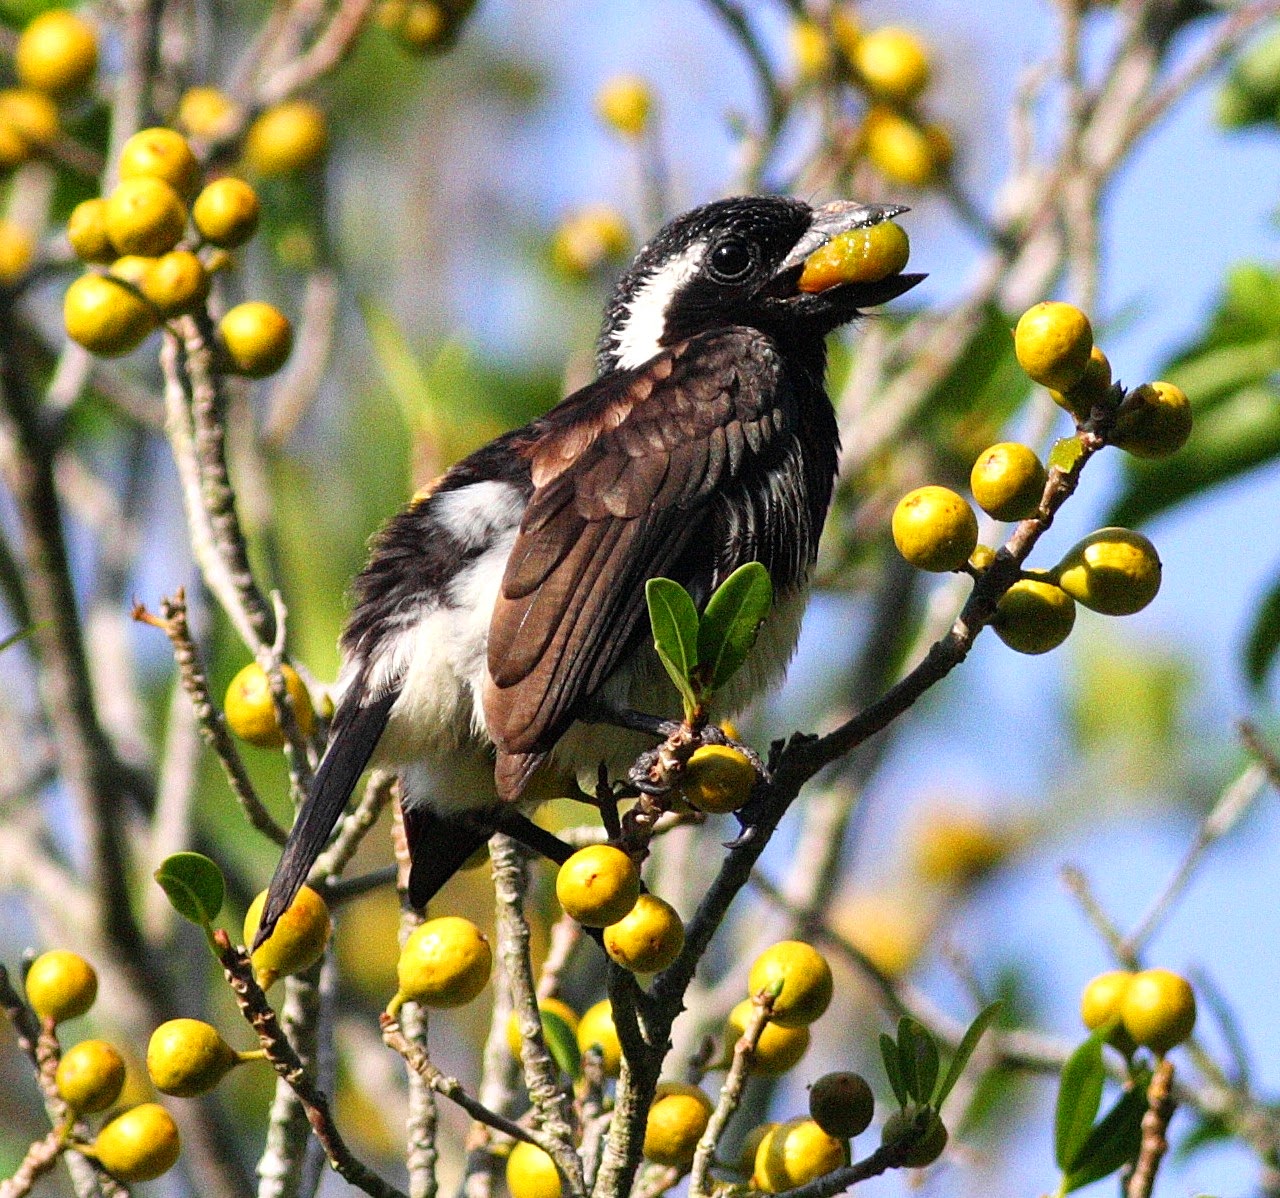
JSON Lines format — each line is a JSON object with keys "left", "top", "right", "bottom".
{"left": 1126, "top": 1058, "right": 1176, "bottom": 1198}
{"left": 489, "top": 835, "right": 586, "bottom": 1197}
{"left": 214, "top": 931, "right": 407, "bottom": 1198}
{"left": 689, "top": 995, "right": 772, "bottom": 1198}
{"left": 133, "top": 591, "right": 287, "bottom": 845}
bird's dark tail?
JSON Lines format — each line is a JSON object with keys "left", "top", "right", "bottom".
{"left": 253, "top": 692, "right": 397, "bottom": 950}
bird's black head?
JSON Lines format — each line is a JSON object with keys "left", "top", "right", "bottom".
{"left": 596, "top": 195, "right": 924, "bottom": 373}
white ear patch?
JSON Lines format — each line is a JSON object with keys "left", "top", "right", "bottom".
{"left": 610, "top": 243, "right": 706, "bottom": 370}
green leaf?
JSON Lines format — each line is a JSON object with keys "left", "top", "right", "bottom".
{"left": 539, "top": 1009, "right": 582, "bottom": 1080}
{"left": 1054, "top": 1029, "right": 1107, "bottom": 1171}
{"left": 646, "top": 577, "right": 701, "bottom": 716}
{"left": 880, "top": 1032, "right": 908, "bottom": 1106}
{"left": 1244, "top": 567, "right": 1280, "bottom": 688}
{"left": 154, "top": 852, "right": 226, "bottom": 928}
{"left": 935, "top": 1000, "right": 1003, "bottom": 1107}
{"left": 896, "top": 1017, "right": 933, "bottom": 1103}
{"left": 696, "top": 563, "right": 773, "bottom": 695}
{"left": 1063, "top": 1077, "right": 1149, "bottom": 1191}
{"left": 1049, "top": 436, "right": 1085, "bottom": 473}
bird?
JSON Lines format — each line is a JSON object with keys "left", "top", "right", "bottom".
{"left": 255, "top": 194, "right": 922, "bottom": 946}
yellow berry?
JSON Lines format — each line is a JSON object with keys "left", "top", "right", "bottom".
{"left": 1015, "top": 302, "right": 1094, "bottom": 392}
{"left": 604, "top": 892, "right": 684, "bottom": 974}
{"left": 505, "top": 996, "right": 579, "bottom": 1059}
{"left": 218, "top": 301, "right": 294, "bottom": 378}
{"left": 1080, "top": 970, "right": 1136, "bottom": 1051}
{"left": 397, "top": 2, "right": 451, "bottom": 52}
{"left": 551, "top": 206, "right": 630, "bottom": 277}
{"left": 798, "top": 220, "right": 910, "bottom": 293}
{"left": 754, "top": 1118, "right": 849, "bottom": 1191}
{"left": 863, "top": 107, "right": 938, "bottom": 187}
{"left": 192, "top": 177, "right": 261, "bottom": 248}
{"left": 506, "top": 1141, "right": 562, "bottom": 1198}
{"left": 970, "top": 442, "right": 1047, "bottom": 522}
{"left": 0, "top": 219, "right": 35, "bottom": 285}
{"left": 1120, "top": 969, "right": 1196, "bottom": 1055}
{"left": 576, "top": 999, "right": 622, "bottom": 1076}
{"left": 146, "top": 1019, "right": 239, "bottom": 1097}
{"left": 64, "top": 273, "right": 157, "bottom": 356}
{"left": 177, "top": 87, "right": 238, "bottom": 140}
{"left": 1050, "top": 346, "right": 1112, "bottom": 419}
{"left": 679, "top": 744, "right": 755, "bottom": 814}
{"left": 969, "top": 544, "right": 997, "bottom": 571}
{"left": 67, "top": 199, "right": 115, "bottom": 263}
{"left": 119, "top": 128, "right": 201, "bottom": 201}
{"left": 1112, "top": 381, "right": 1192, "bottom": 459}
{"left": 596, "top": 75, "right": 653, "bottom": 137}
{"left": 55, "top": 1039, "right": 126, "bottom": 1113}
{"left": 910, "top": 807, "right": 1014, "bottom": 887}
{"left": 1052, "top": 528, "right": 1162, "bottom": 616}
{"left": 891, "top": 485, "right": 979, "bottom": 573}
{"left": 880, "top": 1108, "right": 947, "bottom": 1167}
{"left": 724, "top": 998, "right": 809, "bottom": 1076}
{"left": 993, "top": 578, "right": 1076, "bottom": 655}
{"left": 809, "top": 1071, "right": 874, "bottom": 1139}
{"left": 747, "top": 941, "right": 833, "bottom": 1029}
{"left": 244, "top": 100, "right": 328, "bottom": 176}
{"left": 854, "top": 27, "right": 931, "bottom": 102}
{"left": 104, "top": 177, "right": 187, "bottom": 257}
{"left": 0, "top": 88, "right": 59, "bottom": 150}
{"left": 16, "top": 10, "right": 98, "bottom": 97}
{"left": 136, "top": 250, "right": 209, "bottom": 317}
{"left": 555, "top": 844, "right": 640, "bottom": 928}
{"left": 642, "top": 1081, "right": 713, "bottom": 1169}
{"left": 790, "top": 21, "right": 832, "bottom": 83}
{"left": 224, "top": 661, "right": 315, "bottom": 747}
{"left": 0, "top": 121, "right": 31, "bottom": 171}
{"left": 90, "top": 1103, "right": 181, "bottom": 1183}
{"left": 244, "top": 885, "right": 332, "bottom": 990}
{"left": 835, "top": 891, "right": 928, "bottom": 979}
{"left": 395, "top": 915, "right": 491, "bottom": 1008}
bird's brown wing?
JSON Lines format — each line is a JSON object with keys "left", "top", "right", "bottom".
{"left": 484, "top": 330, "right": 787, "bottom": 798}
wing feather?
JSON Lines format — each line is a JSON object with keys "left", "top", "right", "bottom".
{"left": 484, "top": 330, "right": 789, "bottom": 794}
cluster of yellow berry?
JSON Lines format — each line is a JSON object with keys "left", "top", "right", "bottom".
{"left": 22, "top": 949, "right": 182, "bottom": 1183}
{"left": 62, "top": 126, "right": 294, "bottom": 372}
{"left": 1080, "top": 967, "right": 1197, "bottom": 1056}
{"left": 891, "top": 300, "right": 1189, "bottom": 656}
{"left": 0, "top": 9, "right": 99, "bottom": 286}
{"left": 2, "top": 9, "right": 96, "bottom": 168}
{"left": 374, "top": 0, "right": 478, "bottom": 55}
{"left": 792, "top": 8, "right": 952, "bottom": 188}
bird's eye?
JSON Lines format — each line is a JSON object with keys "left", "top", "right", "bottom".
{"left": 708, "top": 238, "right": 755, "bottom": 282}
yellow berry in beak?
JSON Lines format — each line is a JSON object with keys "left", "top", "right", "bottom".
{"left": 798, "top": 220, "right": 910, "bottom": 293}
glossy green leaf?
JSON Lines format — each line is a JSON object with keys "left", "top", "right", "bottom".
{"left": 935, "top": 1000, "right": 1003, "bottom": 1107}
{"left": 896, "top": 1017, "right": 935, "bottom": 1104}
{"left": 1063, "top": 1076, "right": 1149, "bottom": 1191}
{"left": 1054, "top": 1029, "right": 1107, "bottom": 1171}
{"left": 1049, "top": 436, "right": 1085, "bottom": 473}
{"left": 1245, "top": 567, "right": 1280, "bottom": 688}
{"left": 538, "top": 1009, "right": 582, "bottom": 1080}
{"left": 880, "top": 1032, "right": 907, "bottom": 1106}
{"left": 154, "top": 852, "right": 226, "bottom": 928}
{"left": 697, "top": 562, "right": 773, "bottom": 694}
{"left": 646, "top": 578, "right": 700, "bottom": 717}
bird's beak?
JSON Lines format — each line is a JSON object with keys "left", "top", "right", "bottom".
{"left": 771, "top": 200, "right": 926, "bottom": 307}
